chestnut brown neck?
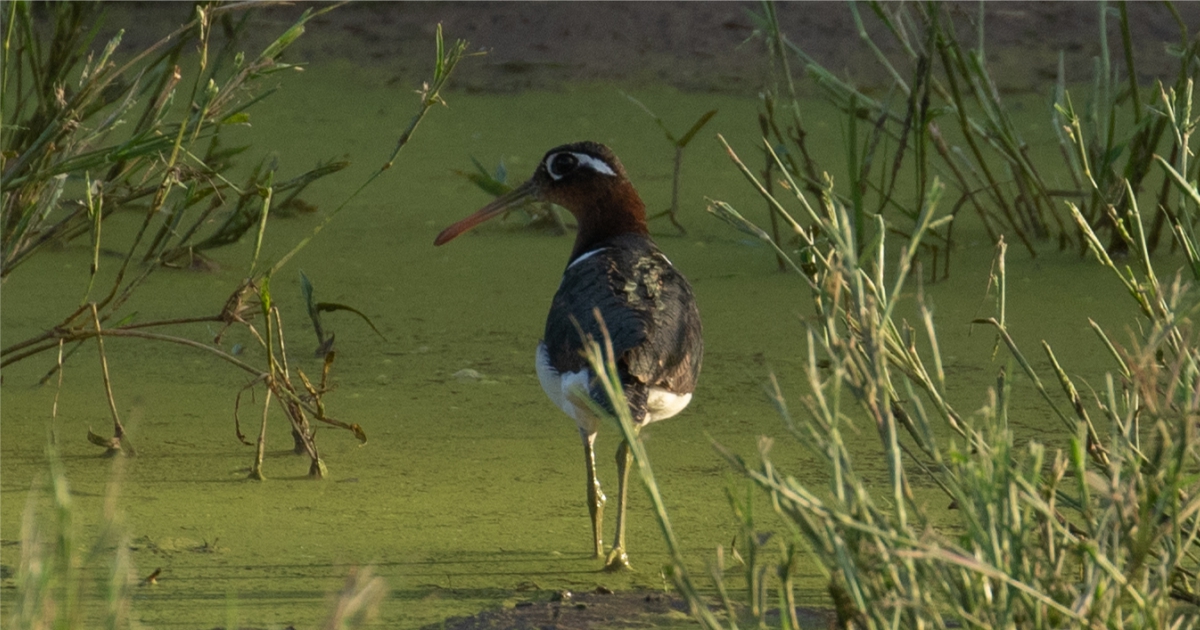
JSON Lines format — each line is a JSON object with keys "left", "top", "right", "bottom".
{"left": 566, "top": 180, "right": 649, "bottom": 262}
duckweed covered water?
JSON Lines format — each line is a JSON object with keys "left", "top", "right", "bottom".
{"left": 1, "top": 60, "right": 1154, "bottom": 628}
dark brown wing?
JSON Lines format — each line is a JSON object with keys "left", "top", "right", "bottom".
{"left": 541, "top": 234, "right": 702, "bottom": 422}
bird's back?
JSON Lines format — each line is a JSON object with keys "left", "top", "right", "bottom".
{"left": 541, "top": 234, "right": 702, "bottom": 425}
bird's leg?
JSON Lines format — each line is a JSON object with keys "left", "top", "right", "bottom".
{"left": 604, "top": 438, "right": 634, "bottom": 571}
{"left": 581, "top": 429, "right": 606, "bottom": 558}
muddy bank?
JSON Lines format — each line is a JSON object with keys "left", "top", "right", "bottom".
{"left": 99, "top": 1, "right": 1197, "bottom": 94}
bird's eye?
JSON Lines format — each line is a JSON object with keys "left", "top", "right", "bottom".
{"left": 547, "top": 152, "right": 579, "bottom": 180}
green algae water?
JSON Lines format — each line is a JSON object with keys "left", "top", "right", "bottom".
{"left": 0, "top": 59, "right": 1158, "bottom": 628}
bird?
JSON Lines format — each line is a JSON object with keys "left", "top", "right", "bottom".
{"left": 434, "top": 141, "right": 703, "bottom": 570}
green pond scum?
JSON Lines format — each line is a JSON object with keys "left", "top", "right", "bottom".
{"left": 0, "top": 10, "right": 1186, "bottom": 630}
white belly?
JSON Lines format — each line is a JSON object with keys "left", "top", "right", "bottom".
{"left": 535, "top": 342, "right": 692, "bottom": 434}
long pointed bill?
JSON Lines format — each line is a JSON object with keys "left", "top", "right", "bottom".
{"left": 434, "top": 180, "right": 539, "bottom": 246}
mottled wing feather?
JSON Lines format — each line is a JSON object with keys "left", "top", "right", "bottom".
{"left": 542, "top": 234, "right": 702, "bottom": 422}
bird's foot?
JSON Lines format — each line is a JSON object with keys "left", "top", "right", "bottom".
{"left": 603, "top": 547, "right": 632, "bottom": 572}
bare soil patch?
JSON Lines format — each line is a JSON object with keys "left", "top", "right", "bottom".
{"left": 103, "top": 2, "right": 1196, "bottom": 94}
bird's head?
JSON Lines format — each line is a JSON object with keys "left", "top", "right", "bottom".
{"left": 434, "top": 142, "right": 647, "bottom": 248}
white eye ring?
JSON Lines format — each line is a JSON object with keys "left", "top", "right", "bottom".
{"left": 544, "top": 152, "right": 617, "bottom": 180}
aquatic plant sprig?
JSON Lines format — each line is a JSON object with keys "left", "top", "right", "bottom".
{"left": 225, "top": 22, "right": 477, "bottom": 476}
{"left": 300, "top": 270, "right": 387, "bottom": 357}
{"left": 1152, "top": 80, "right": 1200, "bottom": 278}
{"left": 217, "top": 23, "right": 473, "bottom": 472}
{"left": 622, "top": 91, "right": 717, "bottom": 235}
{"left": 241, "top": 276, "right": 368, "bottom": 480}
{"left": 268, "top": 24, "right": 478, "bottom": 276}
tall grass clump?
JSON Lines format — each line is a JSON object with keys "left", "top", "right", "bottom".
{"left": 701, "top": 148, "right": 1200, "bottom": 626}
{"left": 1, "top": 3, "right": 471, "bottom": 477}
{"left": 580, "top": 21, "right": 1200, "bottom": 626}
{"left": 604, "top": 134, "right": 1198, "bottom": 627}
{"left": 751, "top": 0, "right": 1199, "bottom": 277}
{"left": 676, "top": 92, "right": 1190, "bottom": 628}
{"left": 1, "top": 2, "right": 343, "bottom": 277}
